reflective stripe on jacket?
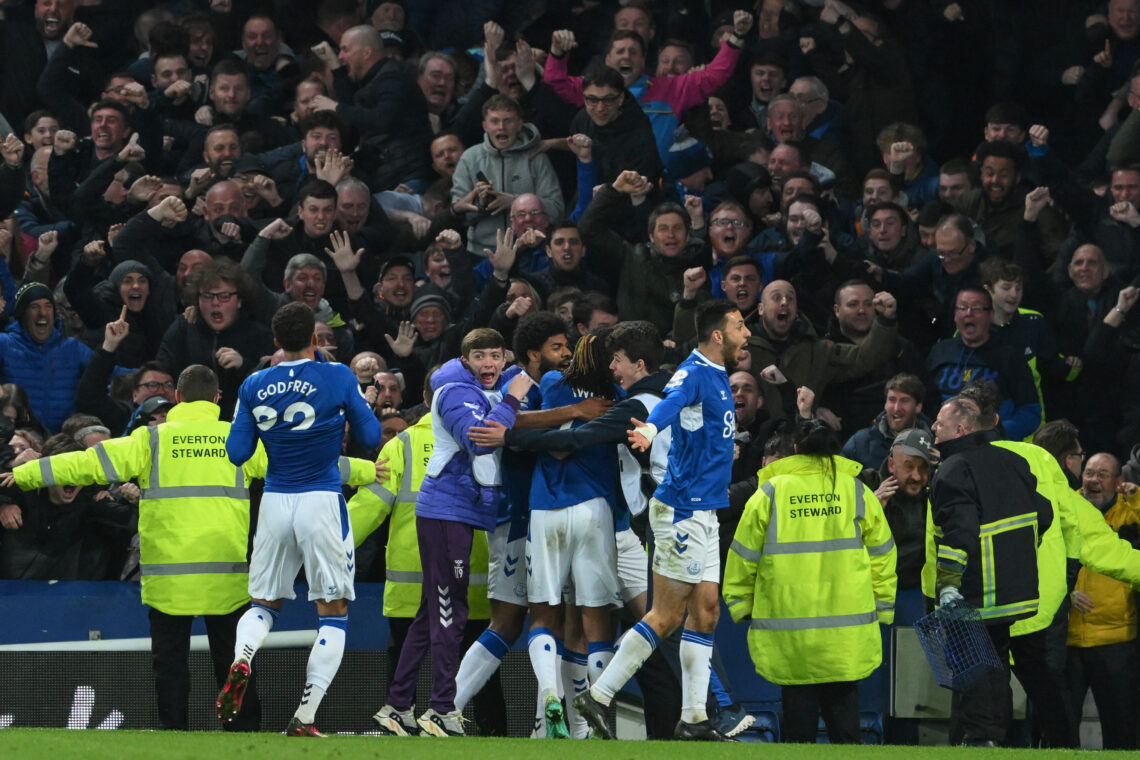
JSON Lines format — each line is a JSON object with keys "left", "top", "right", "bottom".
{"left": 347, "top": 413, "right": 490, "bottom": 619}
{"left": 724, "top": 454, "right": 897, "bottom": 685}
{"left": 14, "top": 400, "right": 377, "bottom": 615}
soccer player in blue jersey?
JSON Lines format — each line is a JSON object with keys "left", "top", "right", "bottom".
{"left": 525, "top": 329, "right": 621, "bottom": 739}
{"left": 218, "top": 302, "right": 382, "bottom": 737}
{"left": 576, "top": 300, "right": 750, "bottom": 742}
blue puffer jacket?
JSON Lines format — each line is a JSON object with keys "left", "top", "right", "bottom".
{"left": 416, "top": 357, "right": 522, "bottom": 530}
{"left": 0, "top": 319, "right": 93, "bottom": 432}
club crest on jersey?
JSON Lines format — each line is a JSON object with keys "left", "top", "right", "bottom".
{"left": 665, "top": 369, "right": 689, "bottom": 389}
{"left": 687, "top": 560, "right": 701, "bottom": 577}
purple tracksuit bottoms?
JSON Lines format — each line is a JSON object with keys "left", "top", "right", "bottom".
{"left": 386, "top": 515, "right": 474, "bottom": 712}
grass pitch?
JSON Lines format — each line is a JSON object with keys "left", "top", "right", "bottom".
{"left": 0, "top": 729, "right": 1133, "bottom": 760}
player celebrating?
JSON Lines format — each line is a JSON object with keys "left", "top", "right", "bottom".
{"left": 525, "top": 329, "right": 621, "bottom": 738}
{"left": 576, "top": 300, "right": 749, "bottom": 741}
{"left": 218, "top": 302, "right": 382, "bottom": 737}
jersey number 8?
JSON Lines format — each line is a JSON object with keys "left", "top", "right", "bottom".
{"left": 252, "top": 402, "right": 316, "bottom": 431}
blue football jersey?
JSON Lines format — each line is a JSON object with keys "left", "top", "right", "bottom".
{"left": 228, "top": 358, "right": 381, "bottom": 493}
{"left": 645, "top": 350, "right": 735, "bottom": 514}
{"left": 528, "top": 371, "right": 618, "bottom": 511}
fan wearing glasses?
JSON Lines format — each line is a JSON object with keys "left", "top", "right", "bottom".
{"left": 925, "top": 285, "right": 1041, "bottom": 441}
{"left": 157, "top": 259, "right": 274, "bottom": 419}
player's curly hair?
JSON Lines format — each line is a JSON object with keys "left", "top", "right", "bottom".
{"left": 561, "top": 326, "right": 617, "bottom": 400}
{"left": 272, "top": 302, "right": 315, "bottom": 352}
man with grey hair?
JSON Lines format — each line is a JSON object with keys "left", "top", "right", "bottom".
{"left": 789, "top": 76, "right": 846, "bottom": 147}
{"left": 416, "top": 51, "right": 457, "bottom": 127}
{"left": 930, "top": 394, "right": 1054, "bottom": 746}
{"left": 73, "top": 424, "right": 111, "bottom": 449}
{"left": 766, "top": 93, "right": 854, "bottom": 197}
{"left": 336, "top": 176, "right": 395, "bottom": 253}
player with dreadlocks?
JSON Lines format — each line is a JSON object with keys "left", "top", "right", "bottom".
{"left": 521, "top": 327, "right": 621, "bottom": 738}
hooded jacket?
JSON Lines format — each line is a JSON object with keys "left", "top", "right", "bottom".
{"left": 568, "top": 96, "right": 662, "bottom": 186}
{"left": 416, "top": 357, "right": 522, "bottom": 530}
{"left": 0, "top": 318, "right": 92, "bottom": 432}
{"left": 450, "top": 123, "right": 565, "bottom": 256}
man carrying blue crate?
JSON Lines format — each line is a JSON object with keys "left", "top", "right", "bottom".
{"left": 929, "top": 395, "right": 1053, "bottom": 747}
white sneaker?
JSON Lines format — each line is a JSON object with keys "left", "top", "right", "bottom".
{"left": 372, "top": 704, "right": 420, "bottom": 736}
{"left": 417, "top": 708, "right": 465, "bottom": 737}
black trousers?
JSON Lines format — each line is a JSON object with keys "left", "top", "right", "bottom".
{"left": 951, "top": 621, "right": 1077, "bottom": 747}
{"left": 781, "top": 681, "right": 860, "bottom": 743}
{"left": 1066, "top": 640, "right": 1138, "bottom": 749}
{"left": 1012, "top": 610, "right": 1079, "bottom": 748}
{"left": 388, "top": 615, "right": 508, "bottom": 735}
{"left": 148, "top": 605, "right": 260, "bottom": 731}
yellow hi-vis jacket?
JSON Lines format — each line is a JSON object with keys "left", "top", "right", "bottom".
{"left": 1068, "top": 491, "right": 1140, "bottom": 647}
{"left": 996, "top": 441, "right": 1082, "bottom": 637}
{"left": 922, "top": 444, "right": 1140, "bottom": 634}
{"left": 347, "top": 412, "right": 490, "bottom": 620}
{"left": 13, "top": 400, "right": 378, "bottom": 616}
{"left": 724, "top": 454, "right": 897, "bottom": 685}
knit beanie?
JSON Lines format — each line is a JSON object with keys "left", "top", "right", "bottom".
{"left": 13, "top": 282, "right": 54, "bottom": 322}
{"left": 410, "top": 284, "right": 452, "bottom": 321}
{"left": 109, "top": 260, "right": 154, "bottom": 290}
{"left": 664, "top": 132, "right": 712, "bottom": 181}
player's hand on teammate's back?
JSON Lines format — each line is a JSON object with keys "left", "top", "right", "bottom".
{"left": 468, "top": 420, "right": 508, "bottom": 447}
{"left": 572, "top": 396, "right": 614, "bottom": 421}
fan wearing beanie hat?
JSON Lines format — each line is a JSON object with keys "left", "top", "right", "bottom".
{"left": 664, "top": 129, "right": 714, "bottom": 200}
{"left": 409, "top": 284, "right": 452, "bottom": 342}
{"left": 2, "top": 281, "right": 94, "bottom": 433}
{"left": 13, "top": 282, "right": 54, "bottom": 335}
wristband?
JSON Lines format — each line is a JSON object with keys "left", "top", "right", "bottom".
{"left": 636, "top": 422, "right": 659, "bottom": 445}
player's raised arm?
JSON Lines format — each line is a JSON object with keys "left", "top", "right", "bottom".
{"left": 341, "top": 364, "right": 382, "bottom": 450}
{"left": 225, "top": 393, "right": 260, "bottom": 467}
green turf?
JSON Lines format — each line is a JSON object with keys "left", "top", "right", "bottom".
{"left": 0, "top": 729, "right": 1133, "bottom": 760}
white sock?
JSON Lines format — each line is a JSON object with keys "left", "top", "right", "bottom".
{"left": 527, "top": 627, "right": 559, "bottom": 698}
{"left": 294, "top": 616, "right": 347, "bottom": 724}
{"left": 454, "top": 629, "right": 509, "bottom": 712}
{"left": 679, "top": 629, "right": 714, "bottom": 724}
{"left": 232, "top": 603, "right": 277, "bottom": 664}
{"left": 587, "top": 641, "right": 614, "bottom": 686}
{"left": 563, "top": 650, "right": 589, "bottom": 739}
{"left": 590, "top": 621, "right": 658, "bottom": 705}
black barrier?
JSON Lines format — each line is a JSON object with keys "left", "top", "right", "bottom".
{"left": 0, "top": 649, "right": 538, "bottom": 735}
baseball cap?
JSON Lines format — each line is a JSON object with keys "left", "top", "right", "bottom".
{"left": 892, "top": 429, "right": 932, "bottom": 462}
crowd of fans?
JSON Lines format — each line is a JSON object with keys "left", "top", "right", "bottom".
{"left": 1, "top": 0, "right": 1139, "bottom": 736}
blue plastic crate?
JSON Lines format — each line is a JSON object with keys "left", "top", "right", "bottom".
{"left": 913, "top": 602, "right": 1003, "bottom": 692}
